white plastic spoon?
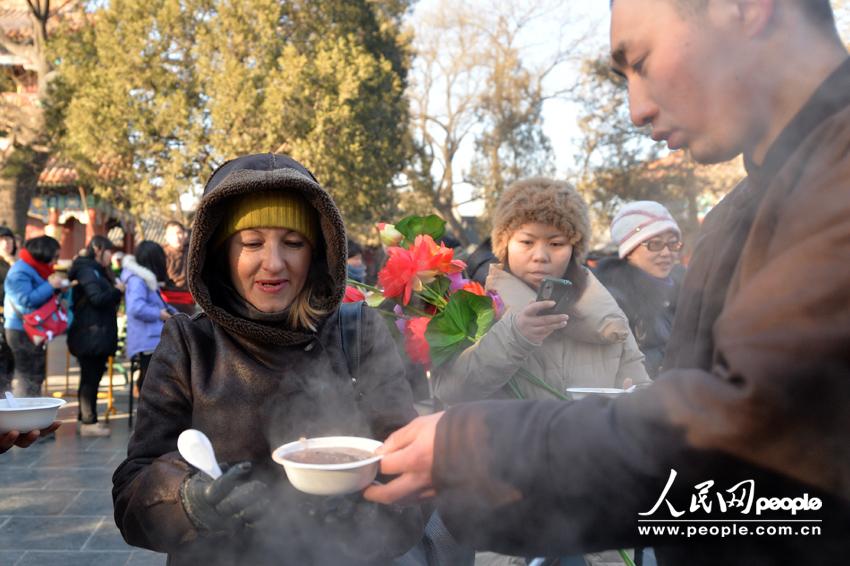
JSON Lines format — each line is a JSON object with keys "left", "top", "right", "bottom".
{"left": 178, "top": 429, "right": 223, "bottom": 480}
{"left": 4, "top": 391, "right": 19, "bottom": 408}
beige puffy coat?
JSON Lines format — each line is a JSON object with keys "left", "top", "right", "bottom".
{"left": 433, "top": 265, "right": 649, "bottom": 404}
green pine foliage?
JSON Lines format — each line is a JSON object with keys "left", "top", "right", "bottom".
{"left": 50, "top": 0, "right": 412, "bottom": 229}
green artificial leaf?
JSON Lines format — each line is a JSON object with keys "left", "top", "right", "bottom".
{"left": 396, "top": 214, "right": 446, "bottom": 246}
{"left": 426, "top": 290, "right": 495, "bottom": 367}
{"left": 430, "top": 276, "right": 451, "bottom": 300}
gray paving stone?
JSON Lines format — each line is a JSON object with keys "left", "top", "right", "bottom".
{"left": 42, "top": 468, "right": 115, "bottom": 490}
{"left": 50, "top": 432, "right": 104, "bottom": 451}
{"left": 34, "top": 449, "right": 121, "bottom": 469}
{"left": 62, "top": 490, "right": 115, "bottom": 517}
{"left": 0, "top": 489, "right": 79, "bottom": 516}
{"left": 83, "top": 520, "right": 128, "bottom": 551}
{"left": 0, "top": 469, "right": 52, "bottom": 489}
{"left": 83, "top": 429, "right": 133, "bottom": 452}
{"left": 45, "top": 420, "right": 106, "bottom": 452}
{"left": 128, "top": 550, "right": 167, "bottom": 565}
{"left": 13, "top": 550, "right": 131, "bottom": 566}
{"left": 0, "top": 516, "right": 103, "bottom": 550}
{"left": 0, "top": 550, "right": 25, "bottom": 565}
{"left": 0, "top": 341, "right": 156, "bottom": 562}
{"left": 0, "top": 445, "right": 48, "bottom": 469}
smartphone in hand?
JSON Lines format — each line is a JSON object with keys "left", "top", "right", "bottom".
{"left": 535, "top": 277, "right": 575, "bottom": 315}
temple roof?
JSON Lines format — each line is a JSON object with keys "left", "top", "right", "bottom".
{"left": 37, "top": 156, "right": 121, "bottom": 188}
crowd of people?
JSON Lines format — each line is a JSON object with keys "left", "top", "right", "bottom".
{"left": 0, "top": 229, "right": 193, "bottom": 439}
{"left": 2, "top": 0, "right": 849, "bottom": 564}
{"left": 0, "top": 159, "right": 683, "bottom": 562}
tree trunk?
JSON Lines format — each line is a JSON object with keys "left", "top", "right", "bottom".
{"left": 683, "top": 166, "right": 701, "bottom": 246}
{"left": 0, "top": 147, "right": 48, "bottom": 235}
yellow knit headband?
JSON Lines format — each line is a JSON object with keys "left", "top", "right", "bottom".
{"left": 215, "top": 191, "right": 319, "bottom": 248}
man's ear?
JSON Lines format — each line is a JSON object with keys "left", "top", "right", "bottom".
{"left": 708, "top": 0, "right": 775, "bottom": 37}
{"left": 728, "top": 0, "right": 776, "bottom": 38}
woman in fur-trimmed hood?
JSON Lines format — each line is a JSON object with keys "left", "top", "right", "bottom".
{"left": 112, "top": 154, "right": 423, "bottom": 566}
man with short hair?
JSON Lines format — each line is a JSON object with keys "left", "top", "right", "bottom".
{"left": 365, "top": 1, "right": 850, "bottom": 563}
{"left": 162, "top": 220, "right": 195, "bottom": 315}
{"left": 163, "top": 220, "right": 188, "bottom": 288}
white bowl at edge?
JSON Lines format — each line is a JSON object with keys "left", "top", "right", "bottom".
{"left": 565, "top": 387, "right": 627, "bottom": 400}
{"left": 0, "top": 397, "right": 66, "bottom": 433}
{"left": 271, "top": 436, "right": 383, "bottom": 496}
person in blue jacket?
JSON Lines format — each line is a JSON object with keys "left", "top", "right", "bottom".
{"left": 119, "top": 241, "right": 175, "bottom": 392}
{"left": 4, "top": 235, "right": 66, "bottom": 397}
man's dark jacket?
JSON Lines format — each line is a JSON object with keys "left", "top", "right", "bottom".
{"left": 431, "top": 59, "right": 850, "bottom": 564}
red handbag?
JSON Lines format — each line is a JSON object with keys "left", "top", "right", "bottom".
{"left": 21, "top": 297, "right": 69, "bottom": 346}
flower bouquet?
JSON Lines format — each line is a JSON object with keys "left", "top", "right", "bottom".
{"left": 345, "top": 215, "right": 569, "bottom": 401}
{"left": 349, "top": 218, "right": 637, "bottom": 566}
{"left": 345, "top": 214, "right": 501, "bottom": 370}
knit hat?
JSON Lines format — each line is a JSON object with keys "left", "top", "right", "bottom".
{"left": 491, "top": 177, "right": 591, "bottom": 263}
{"left": 214, "top": 190, "right": 319, "bottom": 248}
{"left": 611, "top": 201, "right": 681, "bottom": 258}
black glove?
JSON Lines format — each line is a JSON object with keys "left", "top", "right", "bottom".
{"left": 179, "top": 461, "right": 270, "bottom": 533}
{"left": 299, "top": 493, "right": 421, "bottom": 560}
{"left": 304, "top": 494, "right": 359, "bottom": 526}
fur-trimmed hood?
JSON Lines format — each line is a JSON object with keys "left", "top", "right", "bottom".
{"left": 491, "top": 177, "right": 591, "bottom": 263}
{"left": 120, "top": 255, "right": 159, "bottom": 291}
{"left": 188, "top": 153, "right": 347, "bottom": 346}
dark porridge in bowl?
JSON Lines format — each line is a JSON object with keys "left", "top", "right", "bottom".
{"left": 284, "top": 446, "right": 375, "bottom": 465}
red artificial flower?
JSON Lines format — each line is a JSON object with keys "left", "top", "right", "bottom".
{"left": 343, "top": 286, "right": 366, "bottom": 303}
{"left": 379, "top": 234, "right": 463, "bottom": 305}
{"left": 404, "top": 316, "right": 431, "bottom": 368}
{"left": 378, "top": 246, "right": 420, "bottom": 305}
{"left": 424, "top": 237, "right": 466, "bottom": 275}
{"left": 461, "top": 281, "right": 486, "bottom": 296}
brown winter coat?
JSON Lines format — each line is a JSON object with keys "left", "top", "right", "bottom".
{"left": 112, "top": 154, "right": 423, "bottom": 565}
{"left": 430, "top": 58, "right": 850, "bottom": 564}
{"left": 433, "top": 265, "right": 648, "bottom": 403}
{"left": 164, "top": 243, "right": 189, "bottom": 291}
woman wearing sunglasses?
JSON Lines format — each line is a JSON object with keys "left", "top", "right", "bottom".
{"left": 594, "top": 201, "right": 685, "bottom": 378}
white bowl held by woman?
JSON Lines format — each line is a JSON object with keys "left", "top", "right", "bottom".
{"left": 0, "top": 397, "right": 66, "bottom": 433}
{"left": 271, "top": 436, "right": 383, "bottom": 496}
{"left": 565, "top": 387, "right": 627, "bottom": 400}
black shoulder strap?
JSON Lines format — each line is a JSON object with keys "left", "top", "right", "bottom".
{"left": 338, "top": 301, "right": 364, "bottom": 382}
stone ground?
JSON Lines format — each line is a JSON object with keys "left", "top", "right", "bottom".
{"left": 1, "top": 336, "right": 438, "bottom": 566}
{"left": 0, "top": 335, "right": 166, "bottom": 566}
